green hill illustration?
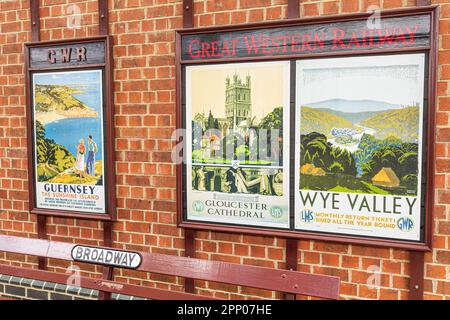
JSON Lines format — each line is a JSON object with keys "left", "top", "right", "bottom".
{"left": 36, "top": 120, "right": 75, "bottom": 181}
{"left": 47, "top": 160, "right": 103, "bottom": 185}
{"left": 301, "top": 106, "right": 356, "bottom": 137}
{"left": 299, "top": 131, "right": 419, "bottom": 196}
{"left": 315, "top": 108, "right": 383, "bottom": 124}
{"left": 36, "top": 120, "right": 103, "bottom": 185}
{"left": 34, "top": 84, "right": 98, "bottom": 124}
{"left": 308, "top": 99, "right": 398, "bottom": 113}
{"left": 360, "top": 106, "right": 419, "bottom": 142}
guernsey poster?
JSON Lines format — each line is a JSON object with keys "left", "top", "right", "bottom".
{"left": 185, "top": 61, "right": 290, "bottom": 228}
{"left": 295, "top": 54, "right": 425, "bottom": 241}
{"left": 32, "top": 70, "right": 106, "bottom": 214}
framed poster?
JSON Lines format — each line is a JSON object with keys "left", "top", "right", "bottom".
{"left": 295, "top": 53, "right": 426, "bottom": 241}
{"left": 32, "top": 70, "right": 106, "bottom": 214}
{"left": 184, "top": 61, "right": 291, "bottom": 229}
{"left": 25, "top": 36, "right": 116, "bottom": 220}
{"left": 177, "top": 6, "right": 438, "bottom": 250}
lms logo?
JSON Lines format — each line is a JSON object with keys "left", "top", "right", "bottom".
{"left": 300, "top": 209, "right": 315, "bottom": 224}
{"left": 397, "top": 217, "right": 414, "bottom": 232}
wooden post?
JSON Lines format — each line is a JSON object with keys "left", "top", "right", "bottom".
{"left": 37, "top": 216, "right": 47, "bottom": 270}
{"left": 182, "top": 0, "right": 196, "bottom": 294}
{"left": 30, "top": 0, "right": 47, "bottom": 271}
{"left": 98, "top": 221, "right": 113, "bottom": 300}
{"left": 410, "top": 0, "right": 430, "bottom": 301}
{"left": 183, "top": 0, "right": 194, "bottom": 28}
{"left": 30, "top": 0, "right": 40, "bottom": 42}
{"left": 409, "top": 251, "right": 425, "bottom": 300}
{"left": 288, "top": 0, "right": 300, "bottom": 19}
{"left": 285, "top": 0, "right": 299, "bottom": 299}
{"left": 285, "top": 238, "right": 298, "bottom": 300}
{"left": 98, "top": 0, "right": 109, "bottom": 35}
{"left": 416, "top": 0, "right": 431, "bottom": 6}
{"left": 97, "top": 0, "right": 114, "bottom": 300}
{"left": 184, "top": 229, "right": 196, "bottom": 293}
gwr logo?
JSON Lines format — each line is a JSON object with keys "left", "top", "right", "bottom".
{"left": 47, "top": 47, "right": 87, "bottom": 64}
{"left": 397, "top": 217, "right": 414, "bottom": 232}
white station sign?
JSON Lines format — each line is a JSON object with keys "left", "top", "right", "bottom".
{"left": 71, "top": 245, "right": 142, "bottom": 269}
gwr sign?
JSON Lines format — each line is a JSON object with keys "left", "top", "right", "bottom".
{"left": 28, "top": 39, "right": 106, "bottom": 69}
{"left": 71, "top": 245, "right": 142, "bottom": 269}
{"left": 47, "top": 47, "right": 87, "bottom": 64}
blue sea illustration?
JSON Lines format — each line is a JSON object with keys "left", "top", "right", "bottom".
{"left": 34, "top": 70, "right": 103, "bottom": 160}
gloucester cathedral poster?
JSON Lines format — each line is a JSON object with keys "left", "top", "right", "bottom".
{"left": 185, "top": 61, "right": 291, "bottom": 228}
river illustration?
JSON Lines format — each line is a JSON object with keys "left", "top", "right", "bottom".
{"left": 327, "top": 124, "right": 376, "bottom": 153}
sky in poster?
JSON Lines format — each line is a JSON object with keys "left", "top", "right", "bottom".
{"left": 189, "top": 62, "right": 285, "bottom": 121}
{"left": 33, "top": 70, "right": 103, "bottom": 159}
{"left": 300, "top": 54, "right": 424, "bottom": 112}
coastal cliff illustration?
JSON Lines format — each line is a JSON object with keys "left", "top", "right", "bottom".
{"left": 34, "top": 79, "right": 103, "bottom": 185}
{"left": 36, "top": 120, "right": 75, "bottom": 181}
{"left": 34, "top": 84, "right": 98, "bottom": 124}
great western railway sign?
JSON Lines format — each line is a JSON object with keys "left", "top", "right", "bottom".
{"left": 71, "top": 245, "right": 142, "bottom": 269}
{"left": 180, "top": 13, "right": 431, "bottom": 61}
{"left": 176, "top": 7, "right": 438, "bottom": 250}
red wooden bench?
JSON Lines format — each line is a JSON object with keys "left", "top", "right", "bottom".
{"left": 0, "top": 235, "right": 340, "bottom": 300}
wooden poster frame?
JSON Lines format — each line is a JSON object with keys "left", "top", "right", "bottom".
{"left": 175, "top": 6, "right": 439, "bottom": 252}
{"left": 24, "top": 36, "right": 116, "bottom": 221}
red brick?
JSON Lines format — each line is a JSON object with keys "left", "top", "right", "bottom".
{"left": 0, "top": 0, "right": 449, "bottom": 302}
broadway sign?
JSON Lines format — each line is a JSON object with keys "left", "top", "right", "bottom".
{"left": 71, "top": 245, "right": 142, "bottom": 269}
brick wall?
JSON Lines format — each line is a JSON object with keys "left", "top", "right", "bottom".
{"left": 0, "top": 0, "right": 448, "bottom": 300}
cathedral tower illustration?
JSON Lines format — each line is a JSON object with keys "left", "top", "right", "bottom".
{"left": 225, "top": 74, "right": 252, "bottom": 129}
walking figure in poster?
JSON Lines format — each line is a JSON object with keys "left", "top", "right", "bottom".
{"left": 75, "top": 139, "right": 86, "bottom": 178}
{"left": 86, "top": 135, "right": 98, "bottom": 176}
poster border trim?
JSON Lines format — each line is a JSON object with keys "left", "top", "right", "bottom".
{"left": 175, "top": 6, "right": 438, "bottom": 251}
{"left": 25, "top": 36, "right": 116, "bottom": 221}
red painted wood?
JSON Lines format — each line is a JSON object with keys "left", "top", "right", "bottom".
{"left": 0, "top": 235, "right": 340, "bottom": 299}
{"left": 409, "top": 251, "right": 425, "bottom": 300}
{"left": 176, "top": 6, "right": 435, "bottom": 34}
{"left": 37, "top": 215, "right": 47, "bottom": 270}
{"left": 288, "top": 0, "right": 300, "bottom": 19}
{"left": 183, "top": 0, "right": 194, "bottom": 28}
{"left": 0, "top": 236, "right": 74, "bottom": 260}
{"left": 29, "top": 0, "right": 40, "bottom": 42}
{"left": 416, "top": 0, "right": 431, "bottom": 6}
{"left": 181, "top": 0, "right": 195, "bottom": 295}
{"left": 29, "top": 0, "right": 46, "bottom": 271}
{"left": 98, "top": 0, "right": 109, "bottom": 35}
{"left": 184, "top": 228, "right": 195, "bottom": 293}
{"left": 284, "top": 239, "right": 298, "bottom": 300}
{"left": 98, "top": 221, "right": 113, "bottom": 300}
{"left": 128, "top": 252, "right": 340, "bottom": 298}
{"left": 179, "top": 220, "right": 432, "bottom": 251}
{"left": 0, "top": 265, "right": 213, "bottom": 300}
